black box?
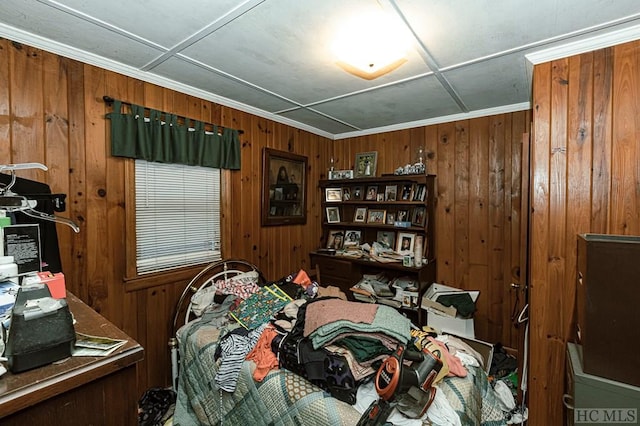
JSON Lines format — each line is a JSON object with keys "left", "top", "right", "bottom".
{"left": 577, "top": 234, "right": 640, "bottom": 387}
{"left": 5, "top": 285, "right": 75, "bottom": 373}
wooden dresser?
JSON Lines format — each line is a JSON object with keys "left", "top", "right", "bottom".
{"left": 0, "top": 292, "right": 144, "bottom": 425}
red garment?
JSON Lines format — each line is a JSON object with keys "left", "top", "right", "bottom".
{"left": 246, "top": 325, "right": 279, "bottom": 382}
{"left": 428, "top": 337, "right": 467, "bottom": 378}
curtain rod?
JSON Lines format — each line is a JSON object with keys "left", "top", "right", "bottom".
{"left": 102, "top": 96, "right": 244, "bottom": 135}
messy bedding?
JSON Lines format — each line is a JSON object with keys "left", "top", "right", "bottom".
{"left": 171, "top": 270, "right": 512, "bottom": 425}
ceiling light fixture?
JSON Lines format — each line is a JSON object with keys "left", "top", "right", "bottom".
{"left": 331, "top": 9, "right": 411, "bottom": 80}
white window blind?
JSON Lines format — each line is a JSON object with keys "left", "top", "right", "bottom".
{"left": 135, "top": 160, "right": 221, "bottom": 274}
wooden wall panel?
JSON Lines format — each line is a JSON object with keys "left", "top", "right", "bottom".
{"left": 335, "top": 112, "right": 530, "bottom": 348}
{"left": 1, "top": 37, "right": 530, "bottom": 410}
{"left": 530, "top": 40, "right": 640, "bottom": 424}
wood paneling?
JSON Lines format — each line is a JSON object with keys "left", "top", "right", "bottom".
{"left": 0, "top": 39, "right": 333, "bottom": 399}
{"left": 335, "top": 112, "right": 530, "bottom": 348}
{"left": 530, "top": 40, "right": 640, "bottom": 424}
{"left": 1, "top": 37, "right": 530, "bottom": 414}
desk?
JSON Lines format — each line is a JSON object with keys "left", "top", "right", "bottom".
{"left": 0, "top": 292, "right": 144, "bottom": 425}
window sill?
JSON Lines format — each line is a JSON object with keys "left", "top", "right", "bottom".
{"left": 123, "top": 264, "right": 205, "bottom": 292}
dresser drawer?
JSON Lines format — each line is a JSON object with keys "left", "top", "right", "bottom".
{"left": 313, "top": 256, "right": 353, "bottom": 276}
{"left": 309, "top": 253, "right": 359, "bottom": 297}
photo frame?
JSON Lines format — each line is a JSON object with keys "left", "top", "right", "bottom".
{"left": 412, "top": 206, "right": 426, "bottom": 226}
{"left": 326, "top": 230, "right": 344, "bottom": 250}
{"left": 412, "top": 184, "right": 427, "bottom": 202}
{"left": 367, "top": 209, "right": 386, "bottom": 224}
{"left": 325, "top": 187, "right": 343, "bottom": 202}
{"left": 376, "top": 230, "right": 396, "bottom": 250}
{"left": 344, "top": 230, "right": 362, "bottom": 247}
{"left": 329, "top": 170, "right": 354, "bottom": 180}
{"left": 396, "top": 210, "right": 410, "bottom": 222}
{"left": 400, "top": 183, "right": 414, "bottom": 201}
{"left": 262, "top": 148, "right": 307, "bottom": 226}
{"left": 326, "top": 206, "right": 341, "bottom": 223}
{"left": 396, "top": 232, "right": 416, "bottom": 253}
{"left": 384, "top": 185, "right": 397, "bottom": 201}
{"left": 353, "top": 207, "right": 368, "bottom": 223}
{"left": 354, "top": 151, "right": 378, "bottom": 178}
{"left": 342, "top": 187, "right": 351, "bottom": 201}
{"left": 365, "top": 185, "right": 378, "bottom": 200}
{"left": 352, "top": 186, "right": 364, "bottom": 200}
{"left": 386, "top": 212, "right": 396, "bottom": 224}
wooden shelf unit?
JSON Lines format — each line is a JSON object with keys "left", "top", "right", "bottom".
{"left": 311, "top": 174, "right": 436, "bottom": 325}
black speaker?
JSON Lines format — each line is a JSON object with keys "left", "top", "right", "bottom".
{"left": 5, "top": 285, "right": 75, "bottom": 373}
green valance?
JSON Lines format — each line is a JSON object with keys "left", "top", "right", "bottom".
{"left": 107, "top": 100, "right": 241, "bottom": 170}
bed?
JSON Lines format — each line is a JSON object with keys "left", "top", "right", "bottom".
{"left": 169, "top": 259, "right": 511, "bottom": 426}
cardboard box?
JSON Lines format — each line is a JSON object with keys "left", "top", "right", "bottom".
{"left": 447, "top": 333, "right": 494, "bottom": 374}
{"left": 425, "top": 310, "right": 475, "bottom": 338}
{"left": 421, "top": 283, "right": 479, "bottom": 338}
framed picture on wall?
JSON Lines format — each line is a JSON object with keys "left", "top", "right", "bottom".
{"left": 261, "top": 148, "right": 307, "bottom": 226}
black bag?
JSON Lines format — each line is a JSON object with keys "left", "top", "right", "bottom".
{"left": 5, "top": 285, "right": 75, "bottom": 373}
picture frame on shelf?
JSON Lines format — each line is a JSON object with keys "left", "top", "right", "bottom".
{"left": 367, "top": 209, "right": 386, "bottom": 224}
{"left": 396, "top": 232, "right": 416, "bottom": 254}
{"left": 342, "top": 187, "right": 351, "bottom": 201}
{"left": 261, "top": 148, "right": 307, "bottom": 226}
{"left": 386, "top": 212, "right": 396, "bottom": 224}
{"left": 376, "top": 193, "right": 385, "bottom": 202}
{"left": 376, "top": 230, "right": 396, "bottom": 250}
{"left": 397, "top": 210, "right": 410, "bottom": 222}
{"left": 400, "top": 184, "right": 414, "bottom": 201}
{"left": 344, "top": 230, "right": 362, "bottom": 247}
{"left": 353, "top": 207, "right": 368, "bottom": 223}
{"left": 412, "top": 184, "right": 427, "bottom": 201}
{"left": 365, "top": 186, "right": 378, "bottom": 200}
{"left": 412, "top": 206, "right": 426, "bottom": 226}
{"left": 385, "top": 185, "right": 397, "bottom": 201}
{"left": 353, "top": 186, "right": 364, "bottom": 200}
{"left": 326, "top": 206, "right": 340, "bottom": 223}
{"left": 325, "top": 188, "right": 342, "bottom": 202}
{"left": 326, "top": 230, "right": 344, "bottom": 250}
{"left": 329, "top": 169, "right": 354, "bottom": 180}
{"left": 354, "top": 151, "right": 378, "bottom": 178}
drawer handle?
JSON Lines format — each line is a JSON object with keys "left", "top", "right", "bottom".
{"left": 562, "top": 393, "right": 574, "bottom": 410}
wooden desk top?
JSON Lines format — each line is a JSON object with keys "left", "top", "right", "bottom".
{"left": 0, "top": 292, "right": 144, "bottom": 418}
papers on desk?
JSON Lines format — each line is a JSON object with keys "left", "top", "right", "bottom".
{"left": 72, "top": 332, "right": 127, "bottom": 357}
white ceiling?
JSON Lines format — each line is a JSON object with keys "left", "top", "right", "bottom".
{"left": 1, "top": 0, "right": 640, "bottom": 139}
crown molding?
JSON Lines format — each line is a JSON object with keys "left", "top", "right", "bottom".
{"left": 526, "top": 23, "right": 640, "bottom": 65}
{"left": 0, "top": 23, "right": 335, "bottom": 140}
{"left": 332, "top": 102, "right": 531, "bottom": 140}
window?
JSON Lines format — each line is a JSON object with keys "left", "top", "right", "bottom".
{"left": 135, "top": 160, "right": 221, "bottom": 274}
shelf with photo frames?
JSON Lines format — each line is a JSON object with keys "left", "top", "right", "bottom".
{"left": 311, "top": 174, "right": 436, "bottom": 324}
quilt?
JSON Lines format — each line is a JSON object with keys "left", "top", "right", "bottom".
{"left": 172, "top": 308, "right": 509, "bottom": 426}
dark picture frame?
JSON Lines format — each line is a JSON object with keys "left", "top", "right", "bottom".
{"left": 261, "top": 148, "right": 307, "bottom": 226}
{"left": 354, "top": 151, "right": 378, "bottom": 178}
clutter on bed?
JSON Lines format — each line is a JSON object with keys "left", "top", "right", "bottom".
{"left": 169, "top": 260, "right": 515, "bottom": 425}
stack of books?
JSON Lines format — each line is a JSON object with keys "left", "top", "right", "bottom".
{"left": 350, "top": 273, "right": 402, "bottom": 308}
